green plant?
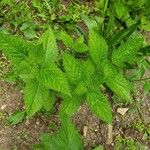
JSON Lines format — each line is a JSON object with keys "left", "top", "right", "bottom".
{"left": 0, "top": 13, "right": 149, "bottom": 148}
{"left": 33, "top": 117, "right": 84, "bottom": 150}
{"left": 115, "top": 135, "right": 148, "bottom": 150}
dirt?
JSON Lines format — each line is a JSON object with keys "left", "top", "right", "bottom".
{"left": 0, "top": 77, "right": 150, "bottom": 150}
{"left": 0, "top": 80, "right": 60, "bottom": 150}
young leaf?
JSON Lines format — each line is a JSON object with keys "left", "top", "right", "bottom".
{"left": 59, "top": 95, "right": 82, "bottom": 117}
{"left": 34, "top": 117, "right": 84, "bottom": 150}
{"left": 8, "top": 110, "right": 25, "bottom": 125}
{"left": 37, "top": 64, "right": 70, "bottom": 96}
{"left": 112, "top": 37, "right": 144, "bottom": 67}
{"left": 40, "top": 28, "right": 58, "bottom": 64}
{"left": 88, "top": 30, "right": 108, "bottom": 67}
{"left": 63, "top": 53, "right": 83, "bottom": 85}
{"left": 24, "top": 79, "right": 49, "bottom": 117}
{"left": 86, "top": 92, "right": 112, "bottom": 124}
{"left": 104, "top": 63, "right": 133, "bottom": 101}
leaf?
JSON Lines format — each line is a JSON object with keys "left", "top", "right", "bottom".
{"left": 8, "top": 110, "right": 25, "bottom": 125}
{"left": 104, "top": 62, "right": 133, "bottom": 101}
{"left": 75, "top": 82, "right": 87, "bottom": 96}
{"left": 14, "top": 61, "right": 37, "bottom": 82}
{"left": 43, "top": 92, "right": 56, "bottom": 112}
{"left": 40, "top": 28, "right": 58, "bottom": 64}
{"left": 59, "top": 95, "right": 82, "bottom": 117}
{"left": 81, "top": 14, "right": 99, "bottom": 31}
{"left": 114, "top": 1, "right": 127, "bottom": 19}
{"left": 37, "top": 64, "right": 70, "bottom": 96}
{"left": 59, "top": 32, "right": 88, "bottom": 53}
{"left": 144, "top": 82, "right": 150, "bottom": 92}
{"left": 59, "top": 31, "right": 74, "bottom": 49}
{"left": 24, "top": 79, "right": 49, "bottom": 117}
{"left": 63, "top": 53, "right": 83, "bottom": 85}
{"left": 93, "top": 145, "right": 104, "bottom": 150}
{"left": 86, "top": 92, "right": 112, "bottom": 124}
{"left": 34, "top": 117, "right": 84, "bottom": 150}
{"left": 109, "top": 22, "right": 140, "bottom": 46}
{"left": 88, "top": 30, "right": 108, "bottom": 67}
{"left": 112, "top": 36, "right": 144, "bottom": 67}
{"left": 74, "top": 36, "right": 89, "bottom": 53}
{"left": 0, "top": 32, "right": 33, "bottom": 64}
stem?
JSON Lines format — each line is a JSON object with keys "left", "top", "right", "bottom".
{"left": 134, "top": 77, "right": 150, "bottom": 82}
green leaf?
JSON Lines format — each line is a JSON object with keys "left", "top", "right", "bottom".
{"left": 34, "top": 117, "right": 84, "bottom": 150}
{"left": 40, "top": 28, "right": 58, "bottom": 64}
{"left": 93, "top": 145, "right": 104, "bottom": 150}
{"left": 144, "top": 82, "right": 150, "bottom": 92}
{"left": 114, "top": 2, "right": 127, "bottom": 19}
{"left": 0, "top": 32, "right": 33, "bottom": 64}
{"left": 59, "top": 31, "right": 74, "bottom": 49}
{"left": 86, "top": 92, "right": 112, "bottom": 124}
{"left": 104, "top": 63, "right": 133, "bottom": 101}
{"left": 88, "top": 30, "right": 108, "bottom": 67}
{"left": 74, "top": 36, "right": 89, "bottom": 53}
{"left": 8, "top": 110, "right": 25, "bottom": 125}
{"left": 38, "top": 64, "right": 70, "bottom": 96}
{"left": 59, "top": 95, "right": 82, "bottom": 117}
{"left": 59, "top": 32, "right": 88, "bottom": 53}
{"left": 75, "top": 82, "right": 87, "bottom": 96}
{"left": 24, "top": 79, "right": 49, "bottom": 117}
{"left": 14, "top": 61, "right": 37, "bottom": 82}
{"left": 112, "top": 36, "right": 144, "bottom": 67}
{"left": 43, "top": 92, "right": 56, "bottom": 112}
{"left": 83, "top": 58, "right": 96, "bottom": 81}
{"left": 109, "top": 22, "right": 139, "bottom": 46}
{"left": 63, "top": 53, "right": 83, "bottom": 85}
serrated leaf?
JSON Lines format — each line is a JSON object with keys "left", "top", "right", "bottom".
{"left": 59, "top": 95, "right": 82, "bottom": 117}
{"left": 34, "top": 117, "right": 84, "bottom": 150}
{"left": 24, "top": 79, "right": 49, "bottom": 117}
{"left": 63, "top": 53, "right": 83, "bottom": 85}
{"left": 8, "top": 110, "right": 25, "bottom": 125}
{"left": 40, "top": 28, "right": 58, "bottom": 64}
{"left": 86, "top": 92, "right": 112, "bottom": 124}
{"left": 112, "top": 37, "right": 144, "bottom": 67}
{"left": 104, "top": 63, "right": 133, "bottom": 101}
{"left": 88, "top": 30, "right": 108, "bottom": 67}
{"left": 0, "top": 32, "right": 33, "bottom": 64}
{"left": 15, "top": 61, "right": 37, "bottom": 82}
{"left": 37, "top": 64, "right": 70, "bottom": 96}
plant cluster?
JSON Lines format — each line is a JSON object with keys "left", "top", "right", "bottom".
{"left": 0, "top": 0, "right": 150, "bottom": 149}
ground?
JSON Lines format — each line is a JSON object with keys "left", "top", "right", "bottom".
{"left": 0, "top": 73, "right": 150, "bottom": 149}
{"left": 0, "top": 1, "right": 150, "bottom": 149}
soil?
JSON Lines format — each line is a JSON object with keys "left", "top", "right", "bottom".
{"left": 0, "top": 71, "right": 150, "bottom": 150}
